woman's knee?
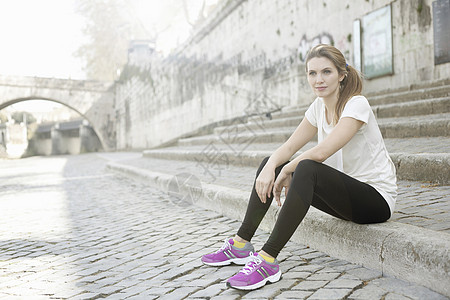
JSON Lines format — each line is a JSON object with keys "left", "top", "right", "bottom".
{"left": 295, "top": 159, "right": 320, "bottom": 174}
{"left": 291, "top": 159, "right": 321, "bottom": 183}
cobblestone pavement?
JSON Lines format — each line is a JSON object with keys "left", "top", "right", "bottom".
{"left": 0, "top": 154, "right": 447, "bottom": 300}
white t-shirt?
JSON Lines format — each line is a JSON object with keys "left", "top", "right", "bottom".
{"left": 305, "top": 95, "right": 397, "bottom": 215}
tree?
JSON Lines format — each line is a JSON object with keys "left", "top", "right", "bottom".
{"left": 11, "top": 112, "right": 36, "bottom": 124}
{"left": 74, "top": 0, "right": 150, "bottom": 81}
{"left": 74, "top": 0, "right": 218, "bottom": 81}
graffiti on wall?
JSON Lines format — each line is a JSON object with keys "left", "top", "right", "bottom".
{"left": 159, "top": 49, "right": 300, "bottom": 104}
{"left": 122, "top": 32, "right": 335, "bottom": 107}
{"left": 297, "top": 33, "right": 334, "bottom": 62}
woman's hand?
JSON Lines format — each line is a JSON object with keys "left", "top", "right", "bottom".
{"left": 255, "top": 166, "right": 275, "bottom": 204}
{"left": 273, "top": 168, "right": 292, "bottom": 207}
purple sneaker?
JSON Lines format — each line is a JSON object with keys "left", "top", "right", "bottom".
{"left": 226, "top": 253, "right": 281, "bottom": 290}
{"left": 201, "top": 239, "right": 254, "bottom": 266}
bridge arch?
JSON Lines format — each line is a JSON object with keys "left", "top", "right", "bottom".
{"left": 0, "top": 97, "right": 104, "bottom": 148}
{"left": 0, "top": 75, "right": 115, "bottom": 150}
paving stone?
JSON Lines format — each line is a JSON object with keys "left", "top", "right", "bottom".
{"left": 157, "top": 286, "right": 200, "bottom": 300}
{"left": 69, "top": 292, "right": 102, "bottom": 300}
{"left": 215, "top": 287, "right": 247, "bottom": 298}
{"left": 207, "top": 295, "right": 240, "bottom": 300}
{"left": 384, "top": 293, "right": 415, "bottom": 300}
{"left": 345, "top": 267, "right": 383, "bottom": 281}
{"left": 301, "top": 251, "right": 328, "bottom": 260}
{"left": 290, "top": 264, "right": 324, "bottom": 273}
{"left": 124, "top": 294, "right": 158, "bottom": 300}
{"left": 111, "top": 284, "right": 148, "bottom": 296}
{"left": 270, "top": 279, "right": 298, "bottom": 291}
{"left": 307, "top": 272, "right": 340, "bottom": 281}
{"left": 370, "top": 277, "right": 448, "bottom": 300}
{"left": 189, "top": 282, "right": 226, "bottom": 298}
{"left": 275, "top": 290, "right": 314, "bottom": 299}
{"left": 308, "top": 288, "right": 353, "bottom": 299}
{"left": 240, "top": 286, "right": 281, "bottom": 299}
{"left": 347, "top": 284, "right": 387, "bottom": 299}
{"left": 281, "top": 271, "right": 311, "bottom": 280}
{"left": 279, "top": 260, "right": 307, "bottom": 271}
{"left": 145, "top": 286, "right": 174, "bottom": 296}
{"left": 292, "top": 280, "right": 329, "bottom": 291}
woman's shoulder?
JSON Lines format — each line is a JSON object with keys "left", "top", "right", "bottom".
{"left": 345, "top": 95, "right": 371, "bottom": 108}
{"left": 306, "top": 97, "right": 323, "bottom": 110}
{"left": 348, "top": 94, "right": 369, "bottom": 103}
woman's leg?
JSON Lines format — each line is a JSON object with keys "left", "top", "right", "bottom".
{"left": 236, "top": 157, "right": 289, "bottom": 242}
{"left": 202, "top": 157, "right": 289, "bottom": 267}
{"left": 261, "top": 159, "right": 391, "bottom": 258}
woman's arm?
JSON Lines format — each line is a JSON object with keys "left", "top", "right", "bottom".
{"left": 271, "top": 117, "right": 364, "bottom": 205}
{"left": 256, "top": 117, "right": 317, "bottom": 203}
{"left": 264, "top": 117, "right": 318, "bottom": 170}
{"left": 283, "top": 117, "right": 364, "bottom": 173}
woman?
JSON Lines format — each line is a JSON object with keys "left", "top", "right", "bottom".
{"left": 201, "top": 44, "right": 397, "bottom": 290}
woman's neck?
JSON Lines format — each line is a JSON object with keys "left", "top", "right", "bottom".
{"left": 322, "top": 96, "right": 338, "bottom": 125}
{"left": 322, "top": 96, "right": 338, "bottom": 113}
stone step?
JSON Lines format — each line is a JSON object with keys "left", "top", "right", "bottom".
{"left": 106, "top": 157, "right": 450, "bottom": 296}
{"left": 373, "top": 97, "right": 450, "bottom": 118}
{"left": 378, "top": 113, "right": 450, "bottom": 138}
{"left": 365, "top": 78, "right": 450, "bottom": 96}
{"left": 146, "top": 137, "right": 450, "bottom": 184}
{"left": 366, "top": 84, "right": 450, "bottom": 106}
{"left": 178, "top": 113, "right": 450, "bottom": 146}
{"left": 261, "top": 106, "right": 308, "bottom": 121}
{"left": 213, "top": 97, "right": 450, "bottom": 136}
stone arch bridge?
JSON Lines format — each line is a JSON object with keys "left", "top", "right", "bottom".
{"left": 0, "top": 75, "right": 115, "bottom": 150}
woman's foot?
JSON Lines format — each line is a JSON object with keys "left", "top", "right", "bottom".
{"left": 226, "top": 252, "right": 281, "bottom": 290}
{"left": 201, "top": 238, "right": 254, "bottom": 266}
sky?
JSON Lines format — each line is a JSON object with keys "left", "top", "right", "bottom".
{"left": 0, "top": 0, "right": 86, "bottom": 79}
{"left": 0, "top": 0, "right": 218, "bottom": 113}
{"left": 0, "top": 0, "right": 215, "bottom": 80}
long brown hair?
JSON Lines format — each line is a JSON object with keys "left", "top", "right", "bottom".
{"left": 305, "top": 44, "right": 363, "bottom": 125}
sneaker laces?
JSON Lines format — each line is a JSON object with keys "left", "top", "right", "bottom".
{"left": 215, "top": 239, "right": 232, "bottom": 253}
{"left": 240, "top": 253, "right": 262, "bottom": 275}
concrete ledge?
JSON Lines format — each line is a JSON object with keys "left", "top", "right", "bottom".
{"left": 368, "top": 85, "right": 450, "bottom": 105}
{"left": 390, "top": 153, "right": 450, "bottom": 185}
{"left": 379, "top": 118, "right": 450, "bottom": 138}
{"left": 178, "top": 129, "right": 295, "bottom": 146}
{"left": 142, "top": 149, "right": 449, "bottom": 184}
{"left": 107, "top": 161, "right": 450, "bottom": 296}
{"left": 374, "top": 97, "right": 450, "bottom": 118}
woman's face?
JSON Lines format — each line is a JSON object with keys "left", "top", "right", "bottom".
{"left": 307, "top": 56, "right": 344, "bottom": 100}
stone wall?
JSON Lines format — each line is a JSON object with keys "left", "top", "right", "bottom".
{"left": 114, "top": 0, "right": 450, "bottom": 150}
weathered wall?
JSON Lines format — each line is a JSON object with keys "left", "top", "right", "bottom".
{"left": 115, "top": 0, "right": 450, "bottom": 150}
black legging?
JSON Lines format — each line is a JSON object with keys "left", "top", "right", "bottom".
{"left": 237, "top": 157, "right": 391, "bottom": 258}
